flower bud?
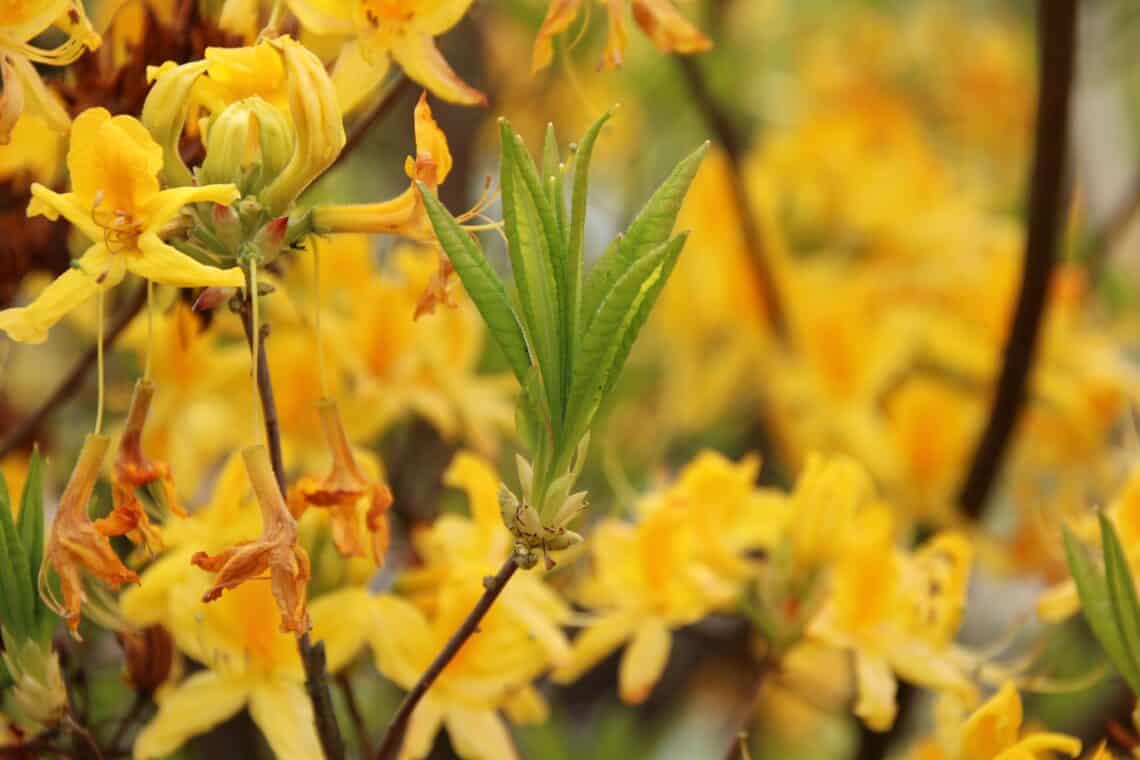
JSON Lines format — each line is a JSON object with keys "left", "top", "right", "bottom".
{"left": 200, "top": 97, "right": 294, "bottom": 196}
{"left": 142, "top": 60, "right": 210, "bottom": 187}
{"left": 260, "top": 36, "right": 346, "bottom": 215}
{"left": 1, "top": 630, "right": 66, "bottom": 730}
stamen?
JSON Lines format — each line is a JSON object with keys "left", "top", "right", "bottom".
{"left": 313, "top": 245, "right": 329, "bottom": 398}
{"left": 94, "top": 288, "right": 105, "bottom": 436}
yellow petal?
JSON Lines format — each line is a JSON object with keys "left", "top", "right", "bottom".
{"left": 412, "top": 92, "right": 453, "bottom": 185}
{"left": 600, "top": 0, "right": 628, "bottom": 70}
{"left": 0, "top": 0, "right": 69, "bottom": 42}
{"left": 409, "top": 0, "right": 475, "bottom": 37}
{"left": 27, "top": 184, "right": 102, "bottom": 241}
{"left": 67, "top": 108, "right": 163, "bottom": 213}
{"left": 618, "top": 618, "right": 671, "bottom": 704}
{"left": 5, "top": 55, "right": 70, "bottom": 134}
{"left": 997, "top": 733, "right": 1081, "bottom": 759}
{"left": 370, "top": 593, "right": 435, "bottom": 689}
{"left": 0, "top": 245, "right": 121, "bottom": 343}
{"left": 853, "top": 650, "right": 897, "bottom": 732}
{"left": 249, "top": 679, "right": 323, "bottom": 760}
{"left": 285, "top": 0, "right": 354, "bottom": 36}
{"left": 390, "top": 34, "right": 486, "bottom": 106}
{"left": 445, "top": 707, "right": 518, "bottom": 760}
{"left": 501, "top": 685, "right": 548, "bottom": 725}
{"left": 551, "top": 612, "right": 637, "bottom": 684}
{"left": 142, "top": 183, "right": 240, "bottom": 232}
{"left": 1036, "top": 579, "right": 1079, "bottom": 622}
{"left": 630, "top": 0, "right": 712, "bottom": 54}
{"left": 310, "top": 587, "right": 377, "bottom": 672}
{"left": 332, "top": 42, "right": 390, "bottom": 116}
{"left": 962, "top": 682, "right": 1023, "bottom": 757}
{"left": 444, "top": 452, "right": 502, "bottom": 532}
{"left": 402, "top": 695, "right": 445, "bottom": 759}
{"left": 531, "top": 0, "right": 582, "bottom": 73}
{"left": 130, "top": 234, "right": 245, "bottom": 288}
{"left": 134, "top": 671, "right": 250, "bottom": 759}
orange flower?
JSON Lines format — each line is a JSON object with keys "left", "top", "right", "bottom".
{"left": 39, "top": 434, "right": 139, "bottom": 639}
{"left": 191, "top": 445, "right": 312, "bottom": 636}
{"left": 94, "top": 379, "right": 183, "bottom": 552}
{"left": 290, "top": 399, "right": 394, "bottom": 566}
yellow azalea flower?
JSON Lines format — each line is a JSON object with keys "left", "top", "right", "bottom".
{"left": 127, "top": 580, "right": 372, "bottom": 759}
{"left": 397, "top": 452, "right": 573, "bottom": 667}
{"left": 0, "top": 108, "right": 243, "bottom": 344}
{"left": 285, "top": 0, "right": 486, "bottom": 107}
{"left": 0, "top": 0, "right": 100, "bottom": 141}
{"left": 120, "top": 451, "right": 372, "bottom": 758}
{"left": 553, "top": 452, "right": 780, "bottom": 703}
{"left": 806, "top": 503, "right": 977, "bottom": 731}
{"left": 532, "top": 0, "right": 710, "bottom": 72}
{"left": 907, "top": 682, "right": 1081, "bottom": 760}
{"left": 314, "top": 92, "right": 453, "bottom": 244}
{"left": 369, "top": 583, "right": 555, "bottom": 760}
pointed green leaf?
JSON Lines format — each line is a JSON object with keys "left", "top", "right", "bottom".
{"left": 566, "top": 109, "right": 614, "bottom": 373}
{"left": 1064, "top": 524, "right": 1140, "bottom": 694}
{"left": 0, "top": 474, "right": 33, "bottom": 640}
{"left": 565, "top": 236, "right": 684, "bottom": 446}
{"left": 17, "top": 449, "right": 44, "bottom": 584}
{"left": 1100, "top": 513, "right": 1140, "bottom": 695}
{"left": 499, "top": 123, "right": 563, "bottom": 417}
{"left": 601, "top": 232, "right": 688, "bottom": 400}
{"left": 581, "top": 141, "right": 708, "bottom": 333}
{"left": 416, "top": 182, "right": 533, "bottom": 385}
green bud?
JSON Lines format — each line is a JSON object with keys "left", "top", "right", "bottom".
{"left": 1, "top": 628, "right": 66, "bottom": 730}
{"left": 200, "top": 97, "right": 294, "bottom": 196}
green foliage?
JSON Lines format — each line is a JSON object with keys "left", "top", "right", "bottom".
{"left": 1064, "top": 514, "right": 1140, "bottom": 695}
{"left": 418, "top": 113, "right": 707, "bottom": 521}
{"left": 0, "top": 450, "right": 56, "bottom": 647}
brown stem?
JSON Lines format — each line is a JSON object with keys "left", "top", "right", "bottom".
{"left": 676, "top": 55, "right": 786, "bottom": 340}
{"left": 63, "top": 711, "right": 102, "bottom": 760}
{"left": 237, "top": 294, "right": 345, "bottom": 760}
{"left": 375, "top": 555, "right": 520, "bottom": 760}
{"left": 722, "top": 658, "right": 769, "bottom": 760}
{"left": 957, "top": 0, "right": 1079, "bottom": 521}
{"left": 107, "top": 692, "right": 149, "bottom": 753}
{"left": 0, "top": 284, "right": 147, "bottom": 459}
{"left": 338, "top": 672, "right": 372, "bottom": 757}
{"left": 328, "top": 75, "right": 415, "bottom": 175}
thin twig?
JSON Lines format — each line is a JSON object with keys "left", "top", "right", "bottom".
{"left": 375, "top": 555, "right": 520, "bottom": 760}
{"left": 238, "top": 294, "right": 345, "bottom": 760}
{"left": 63, "top": 711, "right": 102, "bottom": 760}
{"left": 957, "top": 0, "right": 1079, "bottom": 521}
{"left": 328, "top": 75, "right": 415, "bottom": 174}
{"left": 676, "top": 55, "right": 786, "bottom": 340}
{"left": 0, "top": 284, "right": 147, "bottom": 458}
{"left": 338, "top": 671, "right": 372, "bottom": 757}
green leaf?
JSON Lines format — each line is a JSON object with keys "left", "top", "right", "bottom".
{"left": 499, "top": 123, "right": 563, "bottom": 418}
{"left": 1064, "top": 524, "right": 1140, "bottom": 694}
{"left": 1100, "top": 513, "right": 1140, "bottom": 695}
{"left": 0, "top": 473, "right": 33, "bottom": 640}
{"left": 565, "top": 235, "right": 686, "bottom": 449}
{"left": 566, "top": 109, "right": 614, "bottom": 372}
{"left": 416, "top": 182, "right": 534, "bottom": 385}
{"left": 18, "top": 448, "right": 44, "bottom": 583}
{"left": 601, "top": 232, "right": 688, "bottom": 400}
{"left": 581, "top": 141, "right": 708, "bottom": 333}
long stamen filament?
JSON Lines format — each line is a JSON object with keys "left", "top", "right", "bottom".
{"left": 94, "top": 288, "right": 105, "bottom": 436}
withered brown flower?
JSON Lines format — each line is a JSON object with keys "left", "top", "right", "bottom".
{"left": 40, "top": 434, "right": 139, "bottom": 639}
{"left": 191, "top": 445, "right": 312, "bottom": 636}
{"left": 289, "top": 399, "right": 393, "bottom": 566}
{"left": 93, "top": 379, "right": 183, "bottom": 552}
